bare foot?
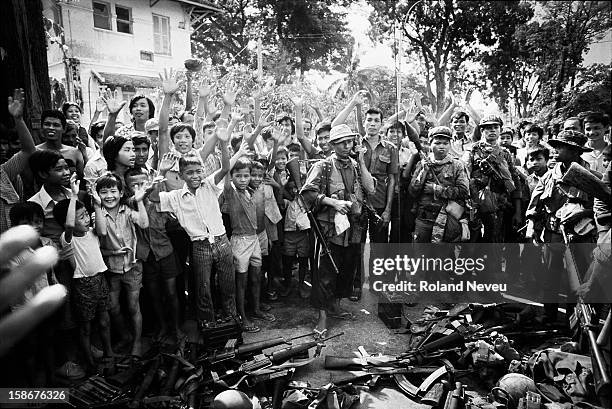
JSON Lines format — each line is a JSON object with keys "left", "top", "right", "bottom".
{"left": 130, "top": 341, "right": 142, "bottom": 357}
{"left": 252, "top": 310, "right": 276, "bottom": 322}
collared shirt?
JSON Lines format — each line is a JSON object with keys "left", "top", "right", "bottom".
{"left": 362, "top": 137, "right": 398, "bottom": 209}
{"left": 100, "top": 204, "right": 140, "bottom": 273}
{"left": 28, "top": 185, "right": 72, "bottom": 243}
{"left": 449, "top": 134, "right": 472, "bottom": 160}
{"left": 158, "top": 173, "right": 225, "bottom": 241}
{"left": 220, "top": 182, "right": 258, "bottom": 236}
{"left": 84, "top": 149, "right": 108, "bottom": 190}
{"left": 582, "top": 142, "right": 610, "bottom": 174}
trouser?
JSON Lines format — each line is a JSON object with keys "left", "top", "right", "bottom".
{"left": 390, "top": 194, "right": 414, "bottom": 243}
{"left": 167, "top": 228, "right": 191, "bottom": 319}
{"left": 190, "top": 235, "right": 236, "bottom": 324}
{"left": 312, "top": 242, "right": 360, "bottom": 311}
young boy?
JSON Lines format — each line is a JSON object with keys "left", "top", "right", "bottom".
{"left": 221, "top": 157, "right": 275, "bottom": 333}
{"left": 249, "top": 160, "right": 282, "bottom": 304}
{"left": 53, "top": 174, "right": 113, "bottom": 370}
{"left": 28, "top": 150, "right": 72, "bottom": 243}
{"left": 96, "top": 173, "right": 149, "bottom": 356}
{"left": 582, "top": 112, "right": 610, "bottom": 174}
{"left": 408, "top": 126, "right": 470, "bottom": 243}
{"left": 124, "top": 166, "right": 183, "bottom": 343}
{"left": 157, "top": 126, "right": 235, "bottom": 331}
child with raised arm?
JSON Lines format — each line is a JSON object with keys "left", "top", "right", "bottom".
{"left": 53, "top": 174, "right": 113, "bottom": 371}
{"left": 96, "top": 173, "right": 149, "bottom": 356}
{"left": 157, "top": 119, "right": 236, "bottom": 330}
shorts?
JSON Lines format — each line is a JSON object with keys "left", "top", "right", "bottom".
{"left": 106, "top": 261, "right": 143, "bottom": 292}
{"left": 230, "top": 234, "right": 262, "bottom": 273}
{"left": 143, "top": 252, "right": 180, "bottom": 282}
{"left": 72, "top": 273, "right": 110, "bottom": 322}
{"left": 282, "top": 230, "right": 310, "bottom": 257}
{"left": 258, "top": 230, "right": 269, "bottom": 256}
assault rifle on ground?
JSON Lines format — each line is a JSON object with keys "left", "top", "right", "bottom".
{"left": 195, "top": 332, "right": 315, "bottom": 365}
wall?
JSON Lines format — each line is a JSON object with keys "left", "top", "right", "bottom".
{"left": 44, "top": 0, "right": 194, "bottom": 127}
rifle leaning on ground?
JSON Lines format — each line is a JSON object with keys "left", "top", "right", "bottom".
{"left": 561, "top": 223, "right": 610, "bottom": 407}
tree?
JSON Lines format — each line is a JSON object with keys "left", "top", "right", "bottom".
{"left": 191, "top": 0, "right": 354, "bottom": 82}
{"left": 479, "top": 1, "right": 611, "bottom": 118}
{"left": 367, "top": 0, "right": 531, "bottom": 117}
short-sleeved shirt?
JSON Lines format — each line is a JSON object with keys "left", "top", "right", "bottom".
{"left": 1, "top": 151, "right": 28, "bottom": 233}
{"left": 158, "top": 173, "right": 226, "bottom": 242}
{"left": 135, "top": 195, "right": 174, "bottom": 261}
{"left": 163, "top": 148, "right": 221, "bottom": 190}
{"left": 220, "top": 182, "right": 258, "bottom": 236}
{"left": 362, "top": 137, "right": 398, "bottom": 209}
{"left": 100, "top": 204, "right": 140, "bottom": 274}
{"left": 61, "top": 228, "right": 107, "bottom": 279}
{"left": 83, "top": 150, "right": 108, "bottom": 189}
{"left": 28, "top": 185, "right": 72, "bottom": 244}
{"left": 582, "top": 143, "right": 610, "bottom": 174}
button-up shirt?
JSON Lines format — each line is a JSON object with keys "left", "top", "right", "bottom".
{"left": 158, "top": 173, "right": 225, "bottom": 242}
{"left": 582, "top": 142, "right": 610, "bottom": 174}
{"left": 363, "top": 137, "right": 398, "bottom": 209}
{"left": 28, "top": 185, "right": 72, "bottom": 244}
{"left": 100, "top": 204, "right": 139, "bottom": 274}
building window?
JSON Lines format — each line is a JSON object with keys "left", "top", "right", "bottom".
{"left": 93, "top": 1, "right": 111, "bottom": 30}
{"left": 140, "top": 51, "right": 154, "bottom": 61}
{"left": 153, "top": 14, "right": 171, "bottom": 55}
{"left": 116, "top": 5, "right": 132, "bottom": 34}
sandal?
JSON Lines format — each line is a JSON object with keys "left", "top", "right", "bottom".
{"left": 253, "top": 312, "right": 277, "bottom": 322}
{"left": 313, "top": 328, "right": 328, "bottom": 341}
{"left": 242, "top": 323, "right": 261, "bottom": 333}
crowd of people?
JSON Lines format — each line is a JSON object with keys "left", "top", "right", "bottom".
{"left": 0, "top": 69, "right": 610, "bottom": 386}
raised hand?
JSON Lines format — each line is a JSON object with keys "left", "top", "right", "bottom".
{"left": 215, "top": 118, "right": 230, "bottom": 142}
{"left": 159, "top": 152, "right": 180, "bottom": 174}
{"left": 198, "top": 78, "right": 213, "bottom": 98}
{"left": 101, "top": 89, "right": 126, "bottom": 115}
{"left": 289, "top": 95, "right": 304, "bottom": 107}
{"left": 69, "top": 173, "right": 80, "bottom": 196}
{"left": 133, "top": 179, "right": 155, "bottom": 202}
{"left": 257, "top": 109, "right": 274, "bottom": 129}
{"left": 159, "top": 67, "right": 183, "bottom": 95}
{"left": 95, "top": 95, "right": 106, "bottom": 112}
{"left": 222, "top": 81, "right": 239, "bottom": 106}
{"left": 8, "top": 88, "right": 25, "bottom": 119}
{"left": 0, "top": 225, "right": 66, "bottom": 356}
{"left": 351, "top": 90, "right": 368, "bottom": 106}
{"left": 230, "top": 107, "right": 244, "bottom": 123}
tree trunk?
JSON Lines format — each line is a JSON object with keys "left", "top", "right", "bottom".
{"left": 1, "top": 0, "right": 51, "bottom": 141}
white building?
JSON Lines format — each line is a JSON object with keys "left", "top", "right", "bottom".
{"left": 43, "top": 0, "right": 221, "bottom": 128}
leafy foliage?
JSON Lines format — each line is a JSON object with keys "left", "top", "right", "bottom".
{"left": 191, "top": 0, "right": 354, "bottom": 83}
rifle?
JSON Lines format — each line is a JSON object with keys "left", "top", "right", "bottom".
{"left": 561, "top": 225, "right": 610, "bottom": 407}
{"left": 201, "top": 332, "right": 344, "bottom": 389}
{"left": 195, "top": 332, "right": 315, "bottom": 365}
{"left": 287, "top": 157, "right": 340, "bottom": 275}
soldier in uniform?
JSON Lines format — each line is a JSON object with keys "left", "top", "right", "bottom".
{"left": 300, "top": 124, "right": 375, "bottom": 338}
{"left": 465, "top": 115, "right": 522, "bottom": 243}
{"left": 408, "top": 126, "right": 470, "bottom": 243}
{"left": 526, "top": 130, "right": 599, "bottom": 321}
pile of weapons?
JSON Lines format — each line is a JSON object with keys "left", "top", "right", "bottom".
{"left": 322, "top": 302, "right": 610, "bottom": 409}
{"left": 69, "top": 331, "right": 343, "bottom": 408}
